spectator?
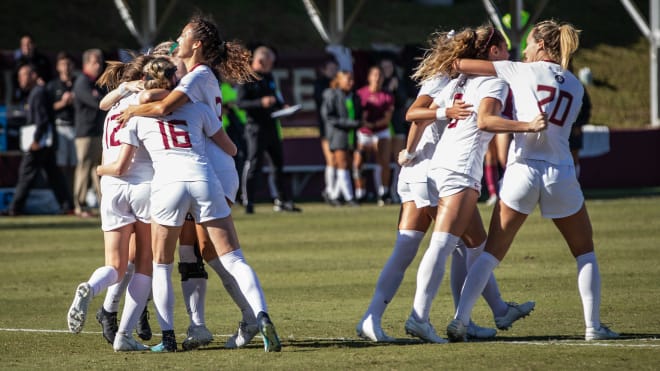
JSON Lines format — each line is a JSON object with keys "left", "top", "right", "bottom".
{"left": 73, "top": 49, "right": 105, "bottom": 217}
{"left": 354, "top": 65, "right": 394, "bottom": 205}
{"left": 14, "top": 34, "right": 52, "bottom": 85}
{"left": 47, "top": 52, "right": 77, "bottom": 202}
{"left": 3, "top": 64, "right": 72, "bottom": 216}
{"left": 313, "top": 56, "right": 339, "bottom": 202}
{"left": 237, "top": 45, "right": 301, "bottom": 214}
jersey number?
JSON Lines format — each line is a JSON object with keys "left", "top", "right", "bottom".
{"left": 536, "top": 85, "right": 574, "bottom": 127}
{"left": 447, "top": 93, "right": 464, "bottom": 129}
{"left": 158, "top": 119, "right": 192, "bottom": 149}
{"left": 105, "top": 113, "right": 122, "bottom": 148}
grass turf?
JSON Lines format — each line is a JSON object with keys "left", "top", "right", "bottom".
{"left": 1, "top": 196, "right": 659, "bottom": 369}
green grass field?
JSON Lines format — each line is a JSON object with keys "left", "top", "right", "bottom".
{"left": 1, "top": 197, "right": 659, "bottom": 370}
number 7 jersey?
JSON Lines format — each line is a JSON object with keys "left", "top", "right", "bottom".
{"left": 493, "top": 60, "right": 584, "bottom": 166}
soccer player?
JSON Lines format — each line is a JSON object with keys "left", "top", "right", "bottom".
{"left": 446, "top": 20, "right": 619, "bottom": 342}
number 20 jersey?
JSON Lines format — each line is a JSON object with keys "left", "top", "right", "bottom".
{"left": 119, "top": 102, "right": 221, "bottom": 185}
{"left": 494, "top": 60, "right": 584, "bottom": 166}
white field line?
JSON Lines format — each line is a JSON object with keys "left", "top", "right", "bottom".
{"left": 1, "top": 327, "right": 659, "bottom": 348}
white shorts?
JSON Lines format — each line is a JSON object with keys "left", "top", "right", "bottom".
{"left": 150, "top": 179, "right": 231, "bottom": 227}
{"left": 208, "top": 144, "right": 239, "bottom": 204}
{"left": 397, "top": 180, "right": 431, "bottom": 209}
{"left": 100, "top": 182, "right": 151, "bottom": 231}
{"left": 499, "top": 160, "right": 584, "bottom": 218}
{"left": 357, "top": 127, "right": 391, "bottom": 147}
{"left": 427, "top": 167, "right": 482, "bottom": 207}
{"left": 55, "top": 125, "right": 77, "bottom": 167}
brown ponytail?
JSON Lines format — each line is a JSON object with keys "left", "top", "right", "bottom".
{"left": 142, "top": 57, "right": 177, "bottom": 90}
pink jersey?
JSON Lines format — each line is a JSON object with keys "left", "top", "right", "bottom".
{"left": 430, "top": 75, "right": 509, "bottom": 181}
{"left": 119, "top": 102, "right": 221, "bottom": 185}
{"left": 356, "top": 86, "right": 394, "bottom": 134}
{"left": 493, "top": 60, "right": 584, "bottom": 165}
{"left": 101, "top": 93, "right": 153, "bottom": 185}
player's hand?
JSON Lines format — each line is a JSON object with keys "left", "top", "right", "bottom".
{"left": 117, "top": 107, "right": 134, "bottom": 126}
{"left": 398, "top": 149, "right": 416, "bottom": 166}
{"left": 125, "top": 80, "right": 144, "bottom": 92}
{"left": 446, "top": 100, "right": 473, "bottom": 120}
{"left": 528, "top": 113, "right": 548, "bottom": 133}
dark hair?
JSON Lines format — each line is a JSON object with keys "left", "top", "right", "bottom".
{"left": 56, "top": 51, "right": 74, "bottom": 63}
{"left": 97, "top": 54, "right": 155, "bottom": 90}
{"left": 187, "top": 14, "right": 258, "bottom": 84}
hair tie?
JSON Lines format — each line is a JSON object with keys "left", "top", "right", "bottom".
{"left": 168, "top": 42, "right": 179, "bottom": 56}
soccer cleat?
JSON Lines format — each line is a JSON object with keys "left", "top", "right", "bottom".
{"left": 181, "top": 325, "right": 214, "bottom": 350}
{"left": 67, "top": 282, "right": 92, "bottom": 334}
{"left": 257, "top": 312, "right": 282, "bottom": 352}
{"left": 467, "top": 321, "right": 497, "bottom": 340}
{"left": 113, "top": 331, "right": 149, "bottom": 352}
{"left": 273, "top": 199, "right": 302, "bottom": 213}
{"left": 136, "top": 306, "right": 152, "bottom": 341}
{"left": 225, "top": 321, "right": 260, "bottom": 349}
{"left": 485, "top": 194, "right": 498, "bottom": 207}
{"left": 151, "top": 331, "right": 177, "bottom": 352}
{"left": 356, "top": 315, "right": 395, "bottom": 342}
{"left": 446, "top": 319, "right": 468, "bottom": 342}
{"left": 404, "top": 316, "right": 448, "bottom": 344}
{"left": 96, "top": 307, "right": 118, "bottom": 344}
{"left": 494, "top": 301, "right": 535, "bottom": 330}
{"left": 585, "top": 324, "right": 619, "bottom": 341}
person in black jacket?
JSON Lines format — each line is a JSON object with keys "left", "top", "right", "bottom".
{"left": 237, "top": 45, "right": 300, "bottom": 214}
{"left": 4, "top": 64, "right": 72, "bottom": 216}
{"left": 320, "top": 70, "right": 362, "bottom": 206}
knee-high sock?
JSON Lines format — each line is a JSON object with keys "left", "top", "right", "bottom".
{"left": 412, "top": 232, "right": 459, "bottom": 322}
{"left": 372, "top": 164, "right": 383, "bottom": 196}
{"left": 152, "top": 262, "right": 174, "bottom": 332}
{"left": 179, "top": 244, "right": 207, "bottom": 327}
{"left": 450, "top": 241, "right": 468, "bottom": 310}
{"left": 324, "top": 166, "right": 336, "bottom": 195}
{"left": 104, "top": 262, "right": 134, "bottom": 313}
{"left": 465, "top": 243, "right": 508, "bottom": 317}
{"left": 117, "top": 272, "right": 151, "bottom": 334}
{"left": 207, "top": 257, "right": 256, "bottom": 324}
{"left": 363, "top": 230, "right": 424, "bottom": 323}
{"left": 88, "top": 266, "right": 119, "bottom": 298}
{"left": 337, "top": 169, "right": 354, "bottom": 201}
{"left": 455, "top": 252, "right": 499, "bottom": 325}
{"left": 576, "top": 252, "right": 601, "bottom": 329}
{"left": 485, "top": 164, "right": 499, "bottom": 196}
{"left": 220, "top": 249, "right": 267, "bottom": 317}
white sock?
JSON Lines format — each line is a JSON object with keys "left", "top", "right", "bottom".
{"left": 104, "top": 262, "right": 134, "bottom": 313}
{"left": 325, "top": 166, "right": 336, "bottom": 195}
{"left": 372, "top": 165, "right": 383, "bottom": 195}
{"left": 412, "top": 232, "right": 459, "bottom": 322}
{"left": 220, "top": 249, "right": 267, "bottom": 317}
{"left": 355, "top": 187, "right": 366, "bottom": 200}
{"left": 455, "top": 252, "right": 499, "bottom": 325}
{"left": 117, "top": 273, "right": 151, "bottom": 334}
{"left": 465, "top": 243, "right": 508, "bottom": 317}
{"left": 88, "top": 265, "right": 119, "bottom": 298}
{"left": 450, "top": 241, "right": 468, "bottom": 310}
{"left": 576, "top": 252, "right": 601, "bottom": 329}
{"left": 363, "top": 230, "right": 424, "bottom": 323}
{"left": 179, "top": 245, "right": 207, "bottom": 327}
{"left": 152, "top": 262, "right": 174, "bottom": 331}
{"left": 337, "top": 169, "right": 354, "bottom": 201}
{"left": 207, "top": 257, "right": 256, "bottom": 324}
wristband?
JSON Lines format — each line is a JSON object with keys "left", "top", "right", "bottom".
{"left": 435, "top": 107, "right": 447, "bottom": 121}
{"left": 403, "top": 149, "right": 416, "bottom": 161}
{"left": 118, "top": 82, "right": 128, "bottom": 97}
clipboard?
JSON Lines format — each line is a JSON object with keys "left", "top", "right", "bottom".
{"left": 270, "top": 104, "right": 301, "bottom": 119}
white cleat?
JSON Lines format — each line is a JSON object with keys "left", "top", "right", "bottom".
{"left": 446, "top": 319, "right": 468, "bottom": 342}
{"left": 494, "top": 301, "right": 535, "bottom": 330}
{"left": 181, "top": 325, "right": 213, "bottom": 350}
{"left": 404, "top": 316, "right": 448, "bottom": 344}
{"left": 225, "top": 321, "right": 260, "bottom": 349}
{"left": 467, "top": 321, "right": 497, "bottom": 340}
{"left": 356, "top": 315, "right": 395, "bottom": 342}
{"left": 585, "top": 324, "right": 619, "bottom": 341}
{"left": 113, "top": 331, "right": 150, "bottom": 351}
{"left": 67, "top": 282, "right": 92, "bottom": 334}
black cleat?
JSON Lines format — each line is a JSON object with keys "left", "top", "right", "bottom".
{"left": 96, "top": 307, "right": 118, "bottom": 344}
{"left": 136, "top": 306, "right": 152, "bottom": 341}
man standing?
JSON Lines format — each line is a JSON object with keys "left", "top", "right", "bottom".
{"left": 4, "top": 64, "right": 72, "bottom": 216}
{"left": 73, "top": 49, "right": 105, "bottom": 217}
{"left": 238, "top": 45, "right": 300, "bottom": 214}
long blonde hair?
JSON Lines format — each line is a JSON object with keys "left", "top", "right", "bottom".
{"left": 531, "top": 20, "right": 580, "bottom": 69}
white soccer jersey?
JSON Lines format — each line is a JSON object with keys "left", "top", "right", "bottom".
{"left": 399, "top": 75, "right": 450, "bottom": 184}
{"left": 175, "top": 64, "right": 236, "bottom": 180}
{"left": 430, "top": 75, "right": 508, "bottom": 181}
{"left": 493, "top": 60, "right": 584, "bottom": 165}
{"left": 101, "top": 93, "right": 153, "bottom": 185}
{"left": 119, "top": 102, "right": 220, "bottom": 185}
